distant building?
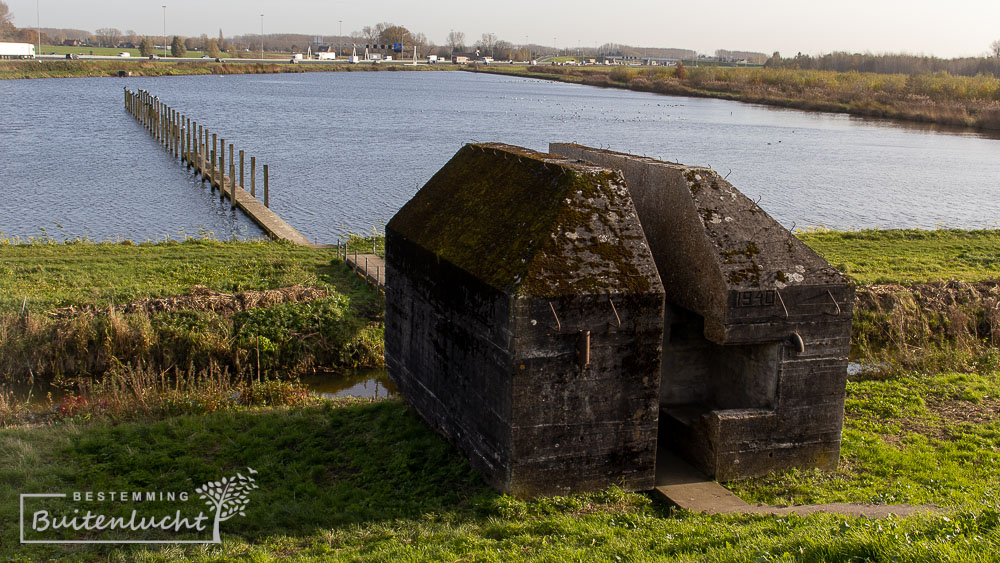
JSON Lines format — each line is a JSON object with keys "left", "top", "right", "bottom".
{"left": 313, "top": 45, "right": 337, "bottom": 60}
{"left": 62, "top": 39, "right": 82, "bottom": 47}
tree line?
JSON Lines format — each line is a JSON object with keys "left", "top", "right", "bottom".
{"left": 765, "top": 50, "right": 1000, "bottom": 78}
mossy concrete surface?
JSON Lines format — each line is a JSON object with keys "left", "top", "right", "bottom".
{"left": 387, "top": 143, "right": 662, "bottom": 298}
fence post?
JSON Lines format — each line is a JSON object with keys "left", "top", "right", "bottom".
{"left": 250, "top": 156, "right": 256, "bottom": 197}
{"left": 208, "top": 133, "right": 219, "bottom": 186}
{"left": 239, "top": 150, "right": 245, "bottom": 193}
{"left": 219, "top": 140, "right": 226, "bottom": 196}
{"left": 263, "top": 165, "right": 269, "bottom": 208}
{"left": 230, "top": 163, "right": 236, "bottom": 209}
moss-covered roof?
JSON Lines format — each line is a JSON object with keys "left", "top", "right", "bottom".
{"left": 387, "top": 143, "right": 662, "bottom": 298}
{"left": 550, "top": 144, "right": 846, "bottom": 292}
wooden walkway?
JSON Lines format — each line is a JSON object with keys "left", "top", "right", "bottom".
{"left": 190, "top": 153, "right": 312, "bottom": 245}
{"left": 124, "top": 88, "right": 313, "bottom": 246}
{"left": 341, "top": 251, "right": 386, "bottom": 292}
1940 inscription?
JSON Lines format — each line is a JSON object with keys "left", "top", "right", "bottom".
{"left": 734, "top": 290, "right": 777, "bottom": 308}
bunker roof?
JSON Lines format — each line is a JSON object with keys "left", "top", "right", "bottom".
{"left": 549, "top": 144, "right": 850, "bottom": 339}
{"left": 387, "top": 143, "right": 663, "bottom": 298}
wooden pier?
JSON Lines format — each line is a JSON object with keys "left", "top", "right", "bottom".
{"left": 123, "top": 88, "right": 312, "bottom": 246}
{"left": 337, "top": 246, "right": 386, "bottom": 293}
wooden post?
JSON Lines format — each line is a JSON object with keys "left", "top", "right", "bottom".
{"left": 230, "top": 163, "right": 236, "bottom": 209}
{"left": 220, "top": 140, "right": 226, "bottom": 194}
{"left": 263, "top": 165, "right": 269, "bottom": 208}
{"left": 250, "top": 156, "right": 256, "bottom": 197}
{"left": 211, "top": 133, "right": 218, "bottom": 188}
{"left": 239, "top": 150, "right": 245, "bottom": 192}
{"left": 198, "top": 125, "right": 204, "bottom": 174}
{"left": 376, "top": 266, "right": 381, "bottom": 287}
{"left": 228, "top": 144, "right": 234, "bottom": 186}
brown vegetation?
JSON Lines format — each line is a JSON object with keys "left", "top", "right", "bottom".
{"left": 50, "top": 284, "right": 326, "bottom": 319}
{"left": 481, "top": 65, "right": 1000, "bottom": 132}
{"left": 853, "top": 280, "right": 1000, "bottom": 374}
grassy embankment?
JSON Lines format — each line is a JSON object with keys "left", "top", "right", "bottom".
{"left": 0, "top": 59, "right": 456, "bottom": 80}
{"left": 0, "top": 235, "right": 385, "bottom": 424}
{"left": 38, "top": 45, "right": 295, "bottom": 58}
{"left": 1, "top": 229, "right": 999, "bottom": 560}
{"left": 471, "top": 65, "right": 1000, "bottom": 132}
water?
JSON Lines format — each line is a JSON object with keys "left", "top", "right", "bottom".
{"left": 6, "top": 369, "right": 395, "bottom": 405}
{"left": 299, "top": 368, "right": 396, "bottom": 400}
{"left": 2, "top": 71, "right": 999, "bottom": 241}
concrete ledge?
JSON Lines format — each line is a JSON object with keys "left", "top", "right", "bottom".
{"left": 654, "top": 448, "right": 940, "bottom": 518}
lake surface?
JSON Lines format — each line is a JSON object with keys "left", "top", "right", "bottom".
{"left": 1, "top": 71, "right": 998, "bottom": 241}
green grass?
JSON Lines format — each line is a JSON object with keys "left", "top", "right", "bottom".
{"left": 37, "top": 45, "right": 292, "bottom": 59}
{"left": 1, "top": 232, "right": 999, "bottom": 559}
{"left": 797, "top": 229, "right": 1000, "bottom": 285}
{"left": 40, "top": 45, "right": 143, "bottom": 57}
{"left": 0, "top": 239, "right": 385, "bottom": 381}
{"left": 5, "top": 390, "right": 1000, "bottom": 561}
{"left": 0, "top": 238, "right": 343, "bottom": 312}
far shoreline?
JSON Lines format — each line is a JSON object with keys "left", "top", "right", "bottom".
{"left": 4, "top": 59, "right": 999, "bottom": 137}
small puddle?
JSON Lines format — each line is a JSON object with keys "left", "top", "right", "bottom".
{"left": 3, "top": 368, "right": 396, "bottom": 407}
{"left": 299, "top": 368, "right": 396, "bottom": 400}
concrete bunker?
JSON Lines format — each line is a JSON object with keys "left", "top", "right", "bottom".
{"left": 550, "top": 144, "right": 854, "bottom": 481}
{"left": 385, "top": 143, "right": 666, "bottom": 496}
{"left": 386, "top": 142, "right": 854, "bottom": 495}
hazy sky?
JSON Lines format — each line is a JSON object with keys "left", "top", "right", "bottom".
{"left": 7, "top": 0, "right": 999, "bottom": 58}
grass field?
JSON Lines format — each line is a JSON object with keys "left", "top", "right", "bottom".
{"left": 1, "top": 231, "right": 998, "bottom": 560}
{"left": 0, "top": 238, "right": 385, "bottom": 384}
{"left": 38, "top": 44, "right": 292, "bottom": 59}
{"left": 796, "top": 228, "right": 1000, "bottom": 285}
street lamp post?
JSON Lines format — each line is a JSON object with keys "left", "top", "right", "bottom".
{"left": 35, "top": 0, "right": 40, "bottom": 58}
{"left": 338, "top": 20, "right": 342, "bottom": 54}
{"left": 260, "top": 14, "right": 264, "bottom": 60}
{"left": 162, "top": 5, "right": 167, "bottom": 57}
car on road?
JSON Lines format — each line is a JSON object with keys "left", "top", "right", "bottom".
{"left": 65, "top": 53, "right": 79, "bottom": 60}
{"left": 117, "top": 52, "right": 131, "bottom": 57}
{"left": 201, "top": 55, "right": 212, "bottom": 59}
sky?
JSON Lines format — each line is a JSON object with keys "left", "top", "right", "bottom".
{"left": 6, "top": 0, "right": 1000, "bottom": 59}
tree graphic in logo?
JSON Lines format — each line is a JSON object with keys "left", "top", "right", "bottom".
{"left": 195, "top": 468, "right": 259, "bottom": 543}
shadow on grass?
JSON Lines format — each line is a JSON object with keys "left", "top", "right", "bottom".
{"left": 61, "top": 399, "right": 491, "bottom": 538}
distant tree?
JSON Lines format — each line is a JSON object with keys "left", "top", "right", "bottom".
{"left": 477, "top": 32, "right": 498, "bottom": 57}
{"left": 360, "top": 25, "right": 379, "bottom": 45}
{"left": 764, "top": 51, "right": 782, "bottom": 68}
{"left": 16, "top": 28, "right": 40, "bottom": 45}
{"left": 411, "top": 31, "right": 427, "bottom": 54}
{"left": 184, "top": 36, "right": 199, "bottom": 51}
{"left": 992, "top": 40, "right": 1000, "bottom": 59}
{"left": 673, "top": 60, "right": 687, "bottom": 79}
{"left": 139, "top": 36, "right": 154, "bottom": 57}
{"left": 378, "top": 25, "right": 410, "bottom": 46}
{"left": 124, "top": 29, "right": 137, "bottom": 45}
{"left": 170, "top": 36, "right": 185, "bottom": 57}
{"left": 0, "top": 1, "right": 15, "bottom": 40}
{"left": 95, "top": 27, "right": 122, "bottom": 47}
{"left": 217, "top": 28, "right": 226, "bottom": 52}
{"left": 493, "top": 40, "right": 514, "bottom": 60}
{"left": 204, "top": 37, "right": 219, "bottom": 58}
{"left": 446, "top": 30, "right": 465, "bottom": 53}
